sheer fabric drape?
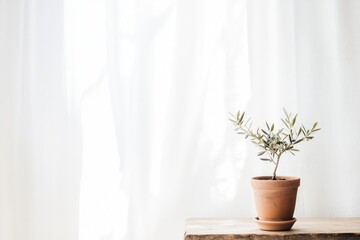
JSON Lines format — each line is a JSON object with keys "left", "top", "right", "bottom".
{"left": 0, "top": 1, "right": 81, "bottom": 240}
{"left": 1, "top": 1, "right": 360, "bottom": 240}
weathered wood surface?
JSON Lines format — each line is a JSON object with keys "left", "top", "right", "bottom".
{"left": 185, "top": 218, "right": 360, "bottom": 240}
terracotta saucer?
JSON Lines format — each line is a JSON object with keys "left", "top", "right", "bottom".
{"left": 254, "top": 217, "right": 296, "bottom": 231}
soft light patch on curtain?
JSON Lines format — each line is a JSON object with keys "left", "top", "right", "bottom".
{"left": 79, "top": 80, "right": 128, "bottom": 240}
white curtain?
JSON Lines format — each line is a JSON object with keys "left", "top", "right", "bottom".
{"left": 0, "top": 0, "right": 82, "bottom": 239}
{"left": 1, "top": 0, "right": 360, "bottom": 240}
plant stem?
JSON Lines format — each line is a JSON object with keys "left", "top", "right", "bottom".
{"left": 272, "top": 153, "right": 282, "bottom": 180}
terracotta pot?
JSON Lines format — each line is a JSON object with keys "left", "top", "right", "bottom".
{"left": 251, "top": 176, "right": 300, "bottom": 230}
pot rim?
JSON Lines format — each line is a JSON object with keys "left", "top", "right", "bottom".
{"left": 252, "top": 176, "right": 300, "bottom": 181}
{"left": 251, "top": 176, "right": 300, "bottom": 188}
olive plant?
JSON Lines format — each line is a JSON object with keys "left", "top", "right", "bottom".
{"left": 229, "top": 108, "right": 320, "bottom": 180}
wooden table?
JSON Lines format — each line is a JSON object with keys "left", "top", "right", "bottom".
{"left": 185, "top": 218, "right": 360, "bottom": 240}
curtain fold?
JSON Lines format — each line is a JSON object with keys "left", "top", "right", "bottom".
{"left": 1, "top": 1, "right": 360, "bottom": 240}
{"left": 0, "top": 1, "right": 82, "bottom": 240}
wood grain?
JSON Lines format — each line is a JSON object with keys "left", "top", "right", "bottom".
{"left": 184, "top": 218, "right": 360, "bottom": 240}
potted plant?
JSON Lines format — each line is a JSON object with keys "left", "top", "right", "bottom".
{"left": 229, "top": 108, "right": 320, "bottom": 231}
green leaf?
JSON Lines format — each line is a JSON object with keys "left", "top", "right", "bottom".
{"left": 245, "top": 117, "right": 251, "bottom": 125}
{"left": 229, "top": 112, "right": 236, "bottom": 119}
{"left": 294, "top": 139, "right": 303, "bottom": 144}
{"left": 291, "top": 148, "right": 299, "bottom": 151}
{"left": 292, "top": 114, "right": 298, "bottom": 126}
{"left": 301, "top": 127, "right": 306, "bottom": 135}
{"left": 281, "top": 118, "right": 289, "bottom": 128}
{"left": 297, "top": 127, "right": 302, "bottom": 136}
{"left": 260, "top": 158, "right": 271, "bottom": 161}
{"left": 312, "top": 122, "right": 318, "bottom": 130}
{"left": 283, "top": 108, "right": 290, "bottom": 119}
{"left": 236, "top": 110, "right": 240, "bottom": 119}
{"left": 257, "top": 151, "right": 266, "bottom": 156}
{"left": 271, "top": 123, "right": 274, "bottom": 131}
{"left": 261, "top": 129, "right": 269, "bottom": 136}
{"left": 266, "top": 122, "right": 270, "bottom": 130}
{"left": 228, "top": 118, "right": 237, "bottom": 123}
{"left": 240, "top": 112, "right": 245, "bottom": 122}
